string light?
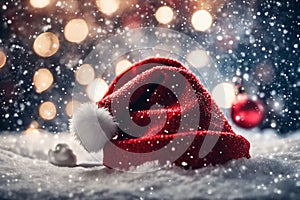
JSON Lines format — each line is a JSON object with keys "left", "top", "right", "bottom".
{"left": 115, "top": 59, "right": 132, "bottom": 76}
{"left": 212, "top": 83, "right": 236, "bottom": 109}
{"left": 186, "top": 49, "right": 210, "bottom": 69}
{"left": 86, "top": 78, "right": 109, "bottom": 102}
{"left": 0, "top": 50, "right": 6, "bottom": 68}
{"left": 33, "top": 68, "right": 54, "bottom": 93}
{"left": 39, "top": 101, "right": 57, "bottom": 120}
{"left": 96, "top": 0, "right": 120, "bottom": 16}
{"left": 155, "top": 6, "right": 174, "bottom": 24}
{"left": 191, "top": 10, "right": 213, "bottom": 32}
{"left": 33, "top": 32, "right": 60, "bottom": 57}
{"left": 65, "top": 100, "right": 81, "bottom": 117}
{"left": 30, "top": 0, "right": 50, "bottom": 8}
{"left": 75, "top": 64, "right": 95, "bottom": 85}
{"left": 64, "top": 19, "right": 89, "bottom": 43}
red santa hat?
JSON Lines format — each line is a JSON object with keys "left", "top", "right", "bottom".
{"left": 71, "top": 57, "right": 250, "bottom": 170}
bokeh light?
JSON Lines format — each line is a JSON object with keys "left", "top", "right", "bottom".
{"left": 33, "top": 32, "right": 60, "bottom": 57}
{"left": 75, "top": 64, "right": 95, "bottom": 85}
{"left": 155, "top": 6, "right": 174, "bottom": 25}
{"left": 212, "top": 82, "right": 236, "bottom": 109}
{"left": 0, "top": 50, "right": 7, "bottom": 69}
{"left": 86, "top": 78, "right": 109, "bottom": 102}
{"left": 39, "top": 101, "right": 57, "bottom": 120}
{"left": 96, "top": 0, "right": 120, "bottom": 16}
{"left": 30, "top": 0, "right": 50, "bottom": 8}
{"left": 191, "top": 10, "right": 213, "bottom": 32}
{"left": 25, "top": 127, "right": 40, "bottom": 135}
{"left": 64, "top": 19, "right": 89, "bottom": 43}
{"left": 33, "top": 68, "right": 54, "bottom": 93}
{"left": 29, "top": 120, "right": 39, "bottom": 129}
{"left": 186, "top": 49, "right": 210, "bottom": 69}
{"left": 25, "top": 121, "right": 39, "bottom": 135}
{"left": 115, "top": 59, "right": 132, "bottom": 76}
{"left": 65, "top": 100, "right": 81, "bottom": 117}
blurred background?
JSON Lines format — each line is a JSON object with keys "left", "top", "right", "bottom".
{"left": 0, "top": 0, "right": 299, "bottom": 134}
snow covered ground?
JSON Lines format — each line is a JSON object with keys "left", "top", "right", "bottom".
{"left": 0, "top": 130, "right": 299, "bottom": 199}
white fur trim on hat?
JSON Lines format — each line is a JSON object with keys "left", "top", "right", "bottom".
{"left": 70, "top": 103, "right": 117, "bottom": 152}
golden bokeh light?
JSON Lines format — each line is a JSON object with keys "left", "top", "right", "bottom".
{"left": 86, "top": 78, "right": 109, "bottom": 102}
{"left": 96, "top": 0, "right": 120, "bottom": 16}
{"left": 25, "top": 121, "right": 40, "bottom": 135}
{"left": 65, "top": 100, "right": 81, "bottom": 117}
{"left": 212, "top": 82, "right": 236, "bottom": 109}
{"left": 39, "top": 101, "right": 57, "bottom": 120}
{"left": 155, "top": 6, "right": 174, "bottom": 24}
{"left": 33, "top": 68, "right": 54, "bottom": 93}
{"left": 25, "top": 127, "right": 40, "bottom": 135}
{"left": 33, "top": 32, "right": 60, "bottom": 57}
{"left": 186, "top": 49, "right": 210, "bottom": 69}
{"left": 64, "top": 19, "right": 89, "bottom": 43}
{"left": 191, "top": 10, "right": 213, "bottom": 32}
{"left": 115, "top": 59, "right": 132, "bottom": 76}
{"left": 75, "top": 64, "right": 95, "bottom": 85}
{"left": 29, "top": 120, "right": 39, "bottom": 129}
{"left": 30, "top": 0, "right": 50, "bottom": 8}
{"left": 0, "top": 50, "right": 7, "bottom": 69}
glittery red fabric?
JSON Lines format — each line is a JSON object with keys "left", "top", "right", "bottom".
{"left": 97, "top": 58, "right": 250, "bottom": 170}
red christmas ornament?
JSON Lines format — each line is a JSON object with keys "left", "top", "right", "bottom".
{"left": 231, "top": 95, "right": 265, "bottom": 129}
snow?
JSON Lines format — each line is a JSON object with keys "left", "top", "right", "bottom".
{"left": 0, "top": 130, "right": 299, "bottom": 199}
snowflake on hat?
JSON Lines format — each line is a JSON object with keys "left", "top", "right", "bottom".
{"left": 70, "top": 57, "right": 250, "bottom": 170}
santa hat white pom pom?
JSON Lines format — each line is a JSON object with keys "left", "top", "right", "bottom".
{"left": 70, "top": 103, "right": 117, "bottom": 152}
